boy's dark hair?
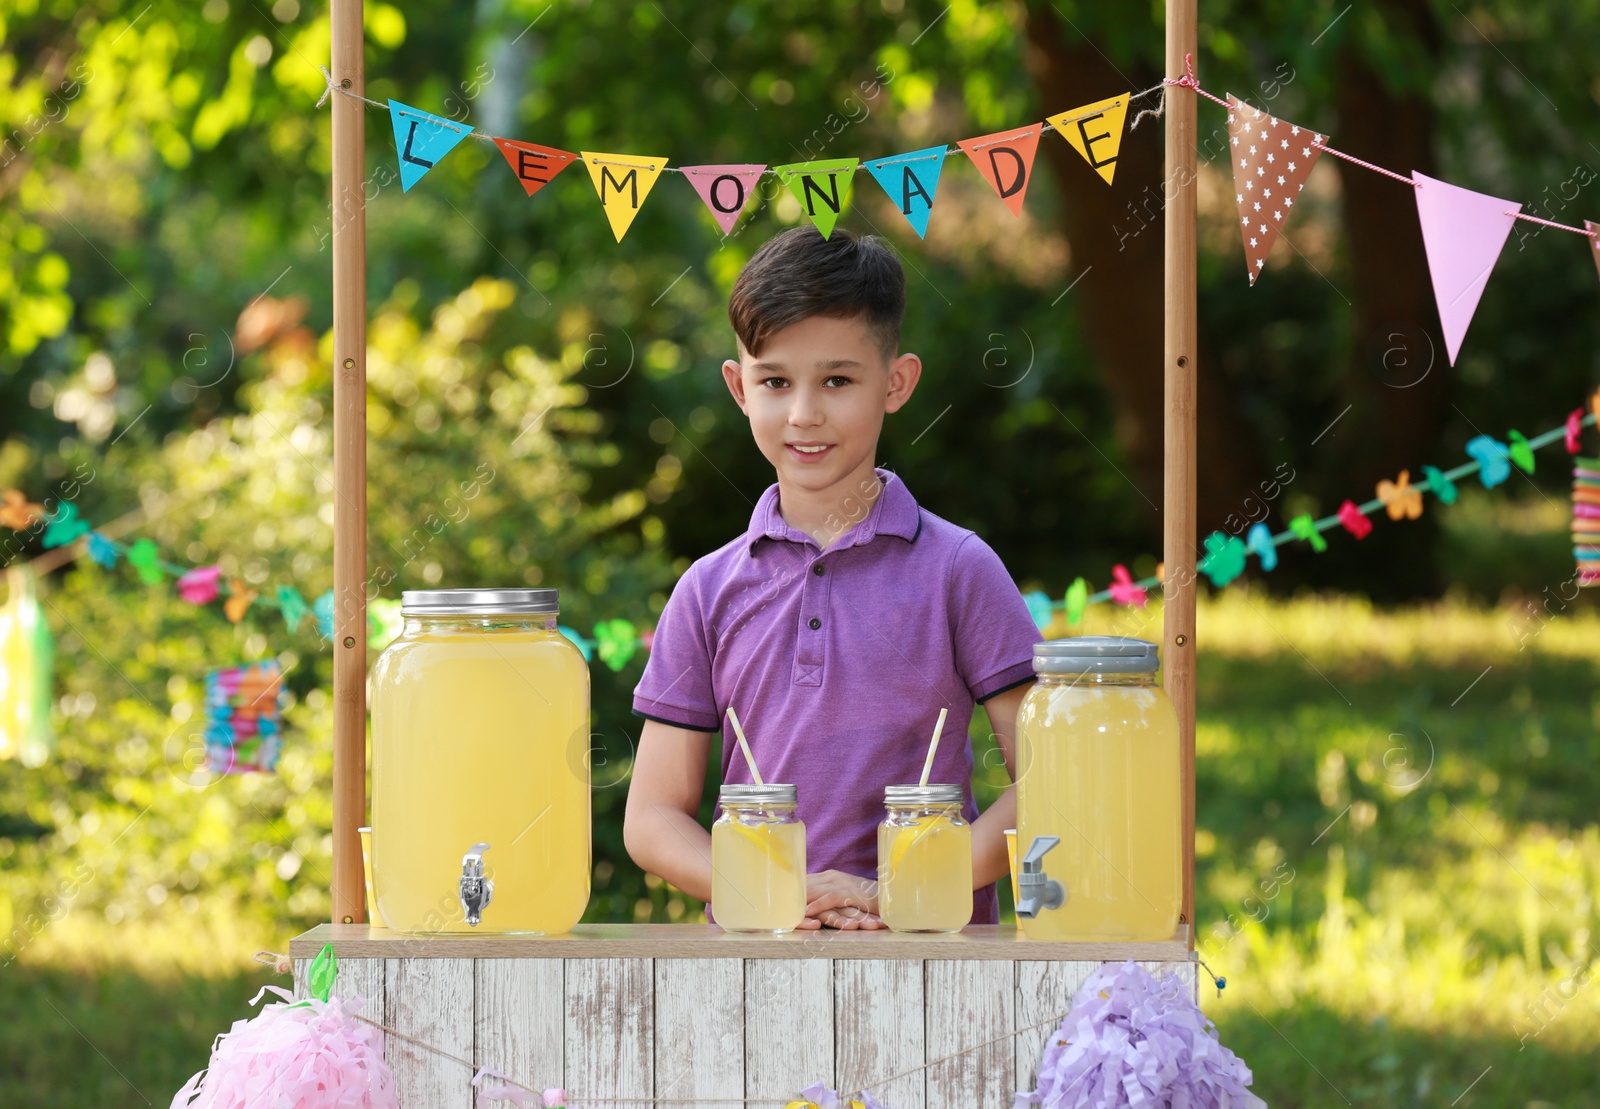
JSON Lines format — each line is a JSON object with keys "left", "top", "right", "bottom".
{"left": 728, "top": 226, "right": 905, "bottom": 361}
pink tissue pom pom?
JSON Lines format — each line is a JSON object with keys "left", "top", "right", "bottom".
{"left": 178, "top": 565, "right": 223, "bottom": 605}
{"left": 170, "top": 985, "right": 397, "bottom": 1109}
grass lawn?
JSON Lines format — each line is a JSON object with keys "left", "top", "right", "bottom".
{"left": 2, "top": 588, "right": 1597, "bottom": 1107}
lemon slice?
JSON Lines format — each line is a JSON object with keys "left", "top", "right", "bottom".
{"left": 888, "top": 815, "right": 952, "bottom": 874}
{"left": 729, "top": 821, "right": 795, "bottom": 873}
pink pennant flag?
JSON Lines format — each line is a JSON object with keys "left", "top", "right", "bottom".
{"left": 680, "top": 164, "right": 766, "bottom": 234}
{"left": 1586, "top": 221, "right": 1600, "bottom": 288}
{"left": 1413, "top": 171, "right": 1520, "bottom": 365}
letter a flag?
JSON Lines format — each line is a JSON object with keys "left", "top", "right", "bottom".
{"left": 862, "top": 146, "right": 947, "bottom": 239}
{"left": 1046, "top": 94, "right": 1129, "bottom": 186}
{"left": 493, "top": 139, "right": 577, "bottom": 198}
{"left": 1413, "top": 170, "right": 1520, "bottom": 365}
{"left": 957, "top": 124, "right": 1042, "bottom": 217}
{"left": 1587, "top": 221, "right": 1600, "bottom": 288}
{"left": 389, "top": 100, "right": 474, "bottom": 192}
{"left": 1227, "top": 96, "right": 1323, "bottom": 284}
{"left": 681, "top": 164, "right": 767, "bottom": 234}
{"left": 581, "top": 151, "right": 668, "bottom": 242}
{"left": 771, "top": 159, "right": 858, "bottom": 239}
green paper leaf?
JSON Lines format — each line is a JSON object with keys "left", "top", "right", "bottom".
{"left": 593, "top": 618, "right": 638, "bottom": 671}
{"left": 126, "top": 538, "right": 166, "bottom": 584}
{"left": 42, "top": 501, "right": 90, "bottom": 549}
{"left": 1198, "top": 531, "right": 1248, "bottom": 587}
{"left": 1288, "top": 514, "right": 1328, "bottom": 553}
{"left": 308, "top": 942, "right": 337, "bottom": 1003}
{"left": 1507, "top": 429, "right": 1535, "bottom": 474}
{"left": 1064, "top": 577, "right": 1088, "bottom": 626}
{"left": 1421, "top": 465, "right": 1457, "bottom": 504}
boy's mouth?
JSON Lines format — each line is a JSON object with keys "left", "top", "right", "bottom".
{"left": 785, "top": 441, "right": 834, "bottom": 462}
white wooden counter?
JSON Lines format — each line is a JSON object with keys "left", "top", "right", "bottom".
{"left": 290, "top": 923, "right": 1195, "bottom": 1108}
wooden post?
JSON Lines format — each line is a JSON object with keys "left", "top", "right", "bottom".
{"left": 1163, "top": 0, "right": 1199, "bottom": 944}
{"left": 329, "top": 0, "right": 368, "bottom": 925}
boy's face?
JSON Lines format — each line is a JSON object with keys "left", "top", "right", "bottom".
{"left": 722, "top": 314, "right": 921, "bottom": 498}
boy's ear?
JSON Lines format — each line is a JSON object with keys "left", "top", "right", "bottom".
{"left": 721, "top": 358, "right": 748, "bottom": 414}
{"left": 883, "top": 351, "right": 922, "bottom": 414}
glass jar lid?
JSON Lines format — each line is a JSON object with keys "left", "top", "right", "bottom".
{"left": 400, "top": 588, "right": 559, "bottom": 615}
{"left": 884, "top": 784, "right": 962, "bottom": 805}
{"left": 1032, "top": 635, "right": 1159, "bottom": 675}
{"left": 720, "top": 783, "right": 797, "bottom": 805}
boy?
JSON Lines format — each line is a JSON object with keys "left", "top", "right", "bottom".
{"left": 623, "top": 226, "right": 1041, "bottom": 929}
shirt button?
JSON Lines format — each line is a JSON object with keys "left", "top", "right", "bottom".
{"left": 813, "top": 564, "right": 826, "bottom": 576}
{"left": 808, "top": 617, "right": 821, "bottom": 630}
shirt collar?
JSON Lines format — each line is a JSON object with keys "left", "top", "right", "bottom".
{"left": 746, "top": 468, "right": 921, "bottom": 554}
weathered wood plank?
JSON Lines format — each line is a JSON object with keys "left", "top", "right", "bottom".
{"left": 835, "top": 960, "right": 925, "bottom": 1109}
{"left": 1014, "top": 961, "right": 1100, "bottom": 1090}
{"left": 566, "top": 958, "right": 653, "bottom": 1107}
{"left": 476, "top": 958, "right": 565, "bottom": 1102}
{"left": 385, "top": 957, "right": 473, "bottom": 1109}
{"left": 654, "top": 958, "right": 743, "bottom": 1101}
{"left": 926, "top": 960, "right": 1013, "bottom": 1109}
{"left": 745, "top": 957, "right": 833, "bottom": 1101}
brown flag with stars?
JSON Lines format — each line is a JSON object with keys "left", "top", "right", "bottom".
{"left": 1227, "top": 95, "right": 1324, "bottom": 285}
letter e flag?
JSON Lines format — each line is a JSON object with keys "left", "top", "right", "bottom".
{"left": 493, "top": 139, "right": 577, "bottom": 198}
{"left": 1046, "top": 94, "right": 1129, "bottom": 186}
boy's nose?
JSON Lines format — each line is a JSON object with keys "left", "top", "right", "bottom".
{"left": 787, "top": 392, "right": 824, "bottom": 428}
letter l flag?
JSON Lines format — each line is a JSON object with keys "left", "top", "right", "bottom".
{"left": 388, "top": 100, "right": 474, "bottom": 192}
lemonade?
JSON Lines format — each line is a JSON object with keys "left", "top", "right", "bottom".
{"left": 1014, "top": 638, "right": 1181, "bottom": 942}
{"left": 370, "top": 591, "right": 590, "bottom": 935}
{"left": 877, "top": 785, "right": 972, "bottom": 933}
{"left": 711, "top": 785, "right": 806, "bottom": 933}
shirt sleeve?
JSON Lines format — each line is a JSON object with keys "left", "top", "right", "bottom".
{"left": 632, "top": 565, "right": 721, "bottom": 732}
{"left": 948, "top": 533, "right": 1040, "bottom": 702}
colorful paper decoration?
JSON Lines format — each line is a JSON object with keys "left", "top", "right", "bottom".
{"left": 681, "top": 163, "right": 767, "bottom": 235}
{"left": 388, "top": 100, "right": 474, "bottom": 192}
{"left": 41, "top": 501, "right": 89, "bottom": 548}
{"left": 957, "top": 124, "right": 1042, "bottom": 218}
{"left": 1465, "top": 435, "right": 1511, "bottom": 488}
{"left": 1226, "top": 96, "right": 1323, "bottom": 285}
{"left": 202, "top": 660, "right": 284, "bottom": 775}
{"left": 86, "top": 531, "right": 119, "bottom": 568}
{"left": 1569, "top": 408, "right": 1586, "bottom": 455}
{"left": 1422, "top": 464, "right": 1458, "bottom": 504}
{"left": 1577, "top": 455, "right": 1600, "bottom": 588}
{"left": 223, "top": 579, "right": 256, "bottom": 623}
{"left": 0, "top": 568, "right": 55, "bottom": 766}
{"left": 177, "top": 565, "right": 223, "bottom": 605}
{"left": 126, "top": 537, "right": 165, "bottom": 584}
{"left": 1198, "top": 531, "right": 1247, "bottom": 586}
{"left": 580, "top": 151, "right": 668, "bottom": 242}
{"left": 1413, "top": 171, "right": 1520, "bottom": 365}
{"left": 1336, "top": 500, "right": 1373, "bottom": 539}
{"left": 1107, "top": 564, "right": 1148, "bottom": 607}
{"left": 491, "top": 138, "right": 577, "bottom": 198}
{"left": 1047, "top": 94, "right": 1129, "bottom": 186}
{"left": 1245, "top": 522, "right": 1278, "bottom": 570}
{"left": 1288, "top": 513, "right": 1327, "bottom": 552}
{"left": 277, "top": 585, "right": 308, "bottom": 633}
{"left": 781, "top": 1084, "right": 882, "bottom": 1109}
{"left": 1377, "top": 470, "right": 1424, "bottom": 520}
{"left": 313, "top": 589, "right": 336, "bottom": 638}
{"left": 1022, "top": 589, "right": 1054, "bottom": 629}
{"left": 1507, "top": 429, "right": 1536, "bottom": 473}
{"left": 1064, "top": 576, "right": 1088, "bottom": 626}
{"left": 771, "top": 158, "right": 859, "bottom": 239}
{"left": 862, "top": 146, "right": 946, "bottom": 239}
{"left": 0, "top": 489, "right": 43, "bottom": 530}
{"left": 1587, "top": 221, "right": 1600, "bottom": 288}
{"left": 593, "top": 618, "right": 638, "bottom": 671}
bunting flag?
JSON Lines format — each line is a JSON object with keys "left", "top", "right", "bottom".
{"left": 1226, "top": 96, "right": 1323, "bottom": 284}
{"left": 388, "top": 100, "right": 474, "bottom": 192}
{"left": 580, "top": 151, "right": 668, "bottom": 242}
{"left": 681, "top": 163, "right": 767, "bottom": 234}
{"left": 1587, "top": 221, "right": 1600, "bottom": 286}
{"left": 957, "top": 124, "right": 1042, "bottom": 218}
{"left": 862, "top": 146, "right": 946, "bottom": 239}
{"left": 771, "top": 158, "right": 858, "bottom": 239}
{"left": 492, "top": 138, "right": 577, "bottom": 198}
{"left": 1413, "top": 171, "right": 1520, "bottom": 365}
{"left": 1046, "top": 94, "right": 1129, "bottom": 186}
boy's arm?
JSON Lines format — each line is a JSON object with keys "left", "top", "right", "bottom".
{"left": 623, "top": 719, "right": 715, "bottom": 902}
{"left": 970, "top": 680, "right": 1032, "bottom": 889}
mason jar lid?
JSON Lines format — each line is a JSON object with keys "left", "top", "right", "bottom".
{"left": 720, "top": 783, "right": 798, "bottom": 805}
{"left": 884, "top": 784, "right": 962, "bottom": 806}
{"left": 1033, "top": 635, "right": 1159, "bottom": 675}
{"left": 400, "top": 588, "right": 559, "bottom": 615}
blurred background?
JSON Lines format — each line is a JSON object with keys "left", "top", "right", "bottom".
{"left": 1, "top": 0, "right": 1598, "bottom": 1104}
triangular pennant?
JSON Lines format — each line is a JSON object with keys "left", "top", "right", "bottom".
{"left": 771, "top": 159, "right": 858, "bottom": 239}
{"left": 956, "top": 124, "right": 1042, "bottom": 217}
{"left": 1226, "top": 95, "right": 1324, "bottom": 285}
{"left": 862, "top": 146, "right": 947, "bottom": 239}
{"left": 680, "top": 164, "right": 767, "bottom": 235}
{"left": 1586, "top": 221, "right": 1600, "bottom": 288}
{"left": 1046, "top": 94, "right": 1129, "bottom": 186}
{"left": 492, "top": 138, "right": 577, "bottom": 198}
{"left": 1413, "top": 170, "right": 1520, "bottom": 365}
{"left": 580, "top": 151, "right": 668, "bottom": 242}
{"left": 387, "top": 100, "right": 474, "bottom": 192}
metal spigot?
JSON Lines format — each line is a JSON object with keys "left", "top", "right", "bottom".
{"left": 459, "top": 842, "right": 494, "bottom": 927}
{"left": 1015, "top": 835, "right": 1066, "bottom": 918}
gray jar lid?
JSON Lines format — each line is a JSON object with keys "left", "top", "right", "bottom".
{"left": 720, "top": 783, "right": 798, "bottom": 805}
{"left": 884, "top": 784, "right": 962, "bottom": 806}
{"left": 400, "top": 588, "right": 559, "bottom": 615}
{"left": 1032, "top": 635, "right": 1160, "bottom": 675}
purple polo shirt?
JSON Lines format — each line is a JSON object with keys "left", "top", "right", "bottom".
{"left": 631, "top": 468, "right": 1039, "bottom": 925}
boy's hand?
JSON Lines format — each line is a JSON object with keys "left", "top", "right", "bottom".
{"left": 800, "top": 870, "right": 885, "bottom": 930}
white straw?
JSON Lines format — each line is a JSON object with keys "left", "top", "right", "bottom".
{"left": 918, "top": 707, "right": 949, "bottom": 788}
{"left": 726, "top": 706, "right": 764, "bottom": 786}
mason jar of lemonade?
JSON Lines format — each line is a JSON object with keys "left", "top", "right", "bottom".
{"left": 370, "top": 589, "right": 590, "bottom": 934}
{"left": 1014, "top": 636, "right": 1180, "bottom": 942}
{"left": 878, "top": 784, "right": 972, "bottom": 933}
{"left": 711, "top": 784, "right": 806, "bottom": 933}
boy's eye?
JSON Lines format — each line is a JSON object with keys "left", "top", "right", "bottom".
{"left": 760, "top": 377, "right": 789, "bottom": 389}
{"left": 824, "top": 375, "right": 852, "bottom": 387}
